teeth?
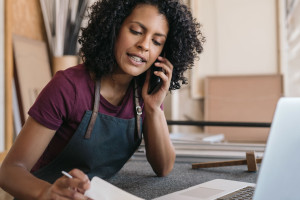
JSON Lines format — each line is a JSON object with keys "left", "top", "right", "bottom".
{"left": 130, "top": 55, "right": 143, "bottom": 62}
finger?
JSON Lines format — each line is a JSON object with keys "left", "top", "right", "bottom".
{"left": 154, "top": 64, "right": 172, "bottom": 86}
{"left": 75, "top": 178, "right": 90, "bottom": 192}
{"left": 48, "top": 192, "right": 70, "bottom": 200}
{"left": 154, "top": 62, "right": 171, "bottom": 79}
{"left": 61, "top": 188, "right": 89, "bottom": 200}
{"left": 153, "top": 71, "right": 170, "bottom": 93}
{"left": 73, "top": 192, "right": 88, "bottom": 200}
{"left": 157, "top": 56, "right": 174, "bottom": 71}
{"left": 52, "top": 175, "right": 90, "bottom": 200}
{"left": 56, "top": 175, "right": 90, "bottom": 197}
{"left": 56, "top": 176, "right": 85, "bottom": 189}
{"left": 69, "top": 169, "right": 89, "bottom": 182}
{"left": 56, "top": 176, "right": 72, "bottom": 188}
{"left": 154, "top": 71, "right": 169, "bottom": 85}
{"left": 66, "top": 179, "right": 89, "bottom": 192}
{"left": 155, "top": 59, "right": 173, "bottom": 79}
{"left": 51, "top": 183, "right": 82, "bottom": 200}
{"left": 63, "top": 178, "right": 90, "bottom": 193}
{"left": 62, "top": 190, "right": 87, "bottom": 200}
{"left": 76, "top": 187, "right": 88, "bottom": 194}
{"left": 68, "top": 169, "right": 90, "bottom": 191}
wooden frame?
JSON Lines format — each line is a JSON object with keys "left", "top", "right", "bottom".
{"left": 2, "top": 0, "right": 13, "bottom": 161}
{"left": 1, "top": 0, "right": 46, "bottom": 162}
{"left": 13, "top": 35, "right": 52, "bottom": 124}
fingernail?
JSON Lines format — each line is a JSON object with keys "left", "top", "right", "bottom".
{"left": 74, "top": 193, "right": 81, "bottom": 199}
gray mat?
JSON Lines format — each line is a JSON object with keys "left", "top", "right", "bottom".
{"left": 108, "top": 159, "right": 259, "bottom": 200}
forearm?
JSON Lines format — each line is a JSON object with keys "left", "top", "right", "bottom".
{"left": 0, "top": 163, "right": 50, "bottom": 200}
{"left": 143, "top": 105, "right": 176, "bottom": 176}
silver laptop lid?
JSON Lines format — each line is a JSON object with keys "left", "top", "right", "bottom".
{"left": 254, "top": 97, "right": 300, "bottom": 200}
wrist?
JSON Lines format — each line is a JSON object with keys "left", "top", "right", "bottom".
{"left": 35, "top": 183, "right": 51, "bottom": 200}
{"left": 143, "top": 103, "right": 162, "bottom": 115}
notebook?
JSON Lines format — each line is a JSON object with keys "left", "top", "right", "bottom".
{"left": 84, "top": 176, "right": 144, "bottom": 200}
{"left": 154, "top": 97, "right": 300, "bottom": 200}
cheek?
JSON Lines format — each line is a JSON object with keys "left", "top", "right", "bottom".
{"left": 114, "top": 37, "right": 133, "bottom": 60}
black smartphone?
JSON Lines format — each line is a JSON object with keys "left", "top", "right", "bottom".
{"left": 147, "top": 55, "right": 164, "bottom": 94}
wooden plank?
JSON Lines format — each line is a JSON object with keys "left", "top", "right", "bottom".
{"left": 0, "top": 0, "right": 5, "bottom": 152}
{"left": 13, "top": 35, "right": 52, "bottom": 122}
{"left": 3, "top": 0, "right": 47, "bottom": 153}
{"left": 12, "top": 0, "right": 46, "bottom": 41}
{"left": 204, "top": 74, "right": 283, "bottom": 142}
{"left": 4, "top": 0, "right": 13, "bottom": 151}
{"left": 0, "top": 151, "right": 7, "bottom": 163}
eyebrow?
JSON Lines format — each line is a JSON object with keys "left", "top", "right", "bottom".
{"left": 130, "top": 21, "right": 167, "bottom": 38}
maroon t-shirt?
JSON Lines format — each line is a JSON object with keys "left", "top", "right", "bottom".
{"left": 29, "top": 64, "right": 147, "bottom": 172}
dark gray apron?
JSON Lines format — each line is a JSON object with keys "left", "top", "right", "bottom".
{"left": 32, "top": 80, "right": 142, "bottom": 184}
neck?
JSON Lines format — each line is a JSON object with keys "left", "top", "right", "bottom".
{"left": 101, "top": 73, "right": 133, "bottom": 90}
{"left": 100, "top": 73, "right": 134, "bottom": 106}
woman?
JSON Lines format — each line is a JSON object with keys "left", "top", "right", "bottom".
{"left": 0, "top": 0, "right": 204, "bottom": 199}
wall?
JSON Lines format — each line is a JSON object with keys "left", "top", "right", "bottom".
{"left": 190, "top": 0, "right": 279, "bottom": 98}
{"left": 2, "top": 0, "right": 285, "bottom": 145}
{"left": 284, "top": 0, "right": 300, "bottom": 96}
{"left": 169, "top": 0, "right": 281, "bottom": 134}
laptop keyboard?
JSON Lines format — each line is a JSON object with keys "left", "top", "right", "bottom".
{"left": 217, "top": 186, "right": 255, "bottom": 200}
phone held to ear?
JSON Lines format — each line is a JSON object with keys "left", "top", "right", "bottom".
{"left": 147, "top": 57, "right": 163, "bottom": 94}
{"left": 148, "top": 52, "right": 166, "bottom": 94}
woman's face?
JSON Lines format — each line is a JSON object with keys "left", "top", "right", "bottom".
{"left": 114, "top": 4, "right": 169, "bottom": 77}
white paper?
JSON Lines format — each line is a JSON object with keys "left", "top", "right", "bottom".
{"left": 85, "top": 177, "right": 144, "bottom": 200}
{"left": 170, "top": 132, "right": 224, "bottom": 143}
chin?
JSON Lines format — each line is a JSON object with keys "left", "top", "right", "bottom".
{"left": 128, "top": 71, "right": 144, "bottom": 77}
{"left": 126, "top": 67, "right": 148, "bottom": 77}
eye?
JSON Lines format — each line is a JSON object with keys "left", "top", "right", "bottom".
{"left": 130, "top": 28, "right": 142, "bottom": 35}
{"left": 152, "top": 39, "right": 162, "bottom": 46}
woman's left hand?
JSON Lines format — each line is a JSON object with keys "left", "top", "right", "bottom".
{"left": 142, "top": 56, "right": 173, "bottom": 108}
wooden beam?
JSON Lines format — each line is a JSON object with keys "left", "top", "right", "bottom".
{"left": 4, "top": 0, "right": 14, "bottom": 151}
{"left": 3, "top": 0, "right": 47, "bottom": 153}
{"left": 0, "top": 151, "right": 8, "bottom": 163}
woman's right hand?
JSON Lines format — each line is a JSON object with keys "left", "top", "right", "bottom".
{"left": 38, "top": 169, "right": 91, "bottom": 200}
{"left": 0, "top": 117, "right": 92, "bottom": 200}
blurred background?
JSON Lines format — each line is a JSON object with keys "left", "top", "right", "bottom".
{"left": 1, "top": 0, "right": 299, "bottom": 199}
{"left": 2, "top": 0, "right": 299, "bottom": 154}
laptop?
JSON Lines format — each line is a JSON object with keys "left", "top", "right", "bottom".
{"left": 154, "top": 97, "right": 300, "bottom": 200}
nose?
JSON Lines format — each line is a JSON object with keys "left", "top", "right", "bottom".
{"left": 137, "top": 35, "right": 150, "bottom": 52}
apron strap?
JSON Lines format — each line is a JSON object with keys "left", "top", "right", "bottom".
{"left": 134, "top": 79, "right": 142, "bottom": 140}
{"left": 84, "top": 79, "right": 142, "bottom": 140}
{"left": 85, "top": 80, "right": 101, "bottom": 139}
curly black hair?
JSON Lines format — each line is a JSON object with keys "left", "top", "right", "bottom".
{"left": 78, "top": 0, "right": 205, "bottom": 91}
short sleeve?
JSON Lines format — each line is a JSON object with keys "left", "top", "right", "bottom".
{"left": 28, "top": 71, "right": 76, "bottom": 130}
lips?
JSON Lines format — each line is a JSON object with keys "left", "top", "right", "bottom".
{"left": 127, "top": 53, "right": 147, "bottom": 64}
{"left": 130, "top": 55, "right": 143, "bottom": 63}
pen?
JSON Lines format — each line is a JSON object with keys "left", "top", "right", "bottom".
{"left": 61, "top": 170, "right": 73, "bottom": 179}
